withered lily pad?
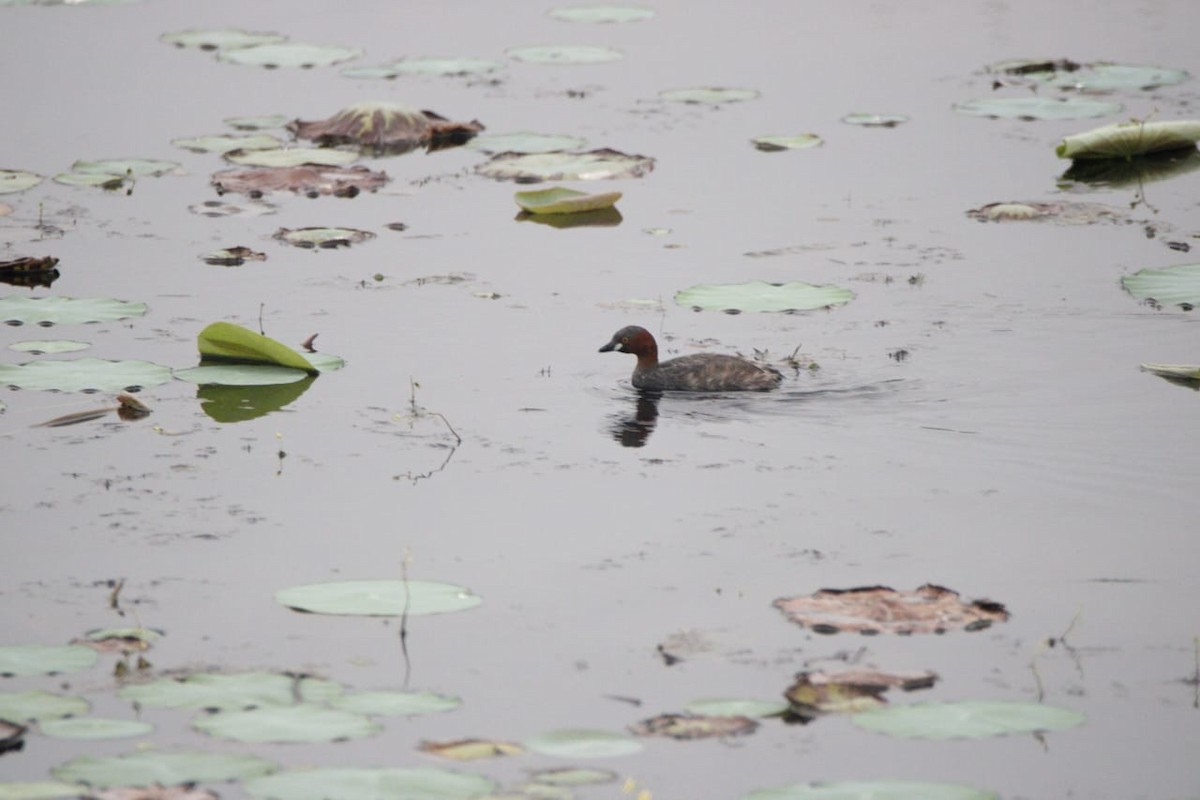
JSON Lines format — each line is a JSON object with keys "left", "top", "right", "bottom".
{"left": 74, "top": 628, "right": 161, "bottom": 654}
{"left": 549, "top": 5, "right": 654, "bottom": 23}
{"left": 418, "top": 738, "right": 523, "bottom": 760}
{"left": 784, "top": 671, "right": 937, "bottom": 721}
{"left": 660, "top": 86, "right": 759, "bottom": 104}
{"left": 478, "top": 148, "right": 654, "bottom": 182}
{"left": 514, "top": 186, "right": 621, "bottom": 214}
{"left": 853, "top": 701, "right": 1085, "bottom": 740}
{"left": 1056, "top": 119, "right": 1200, "bottom": 160}
{"left": 0, "top": 256, "right": 59, "bottom": 279}
{"left": 198, "top": 321, "right": 317, "bottom": 373}
{"left": 212, "top": 165, "right": 388, "bottom": 197}
{"left": 629, "top": 713, "right": 757, "bottom": 740}
{"left": 506, "top": 44, "right": 624, "bottom": 64}
{"left": 774, "top": 584, "right": 1009, "bottom": 635}
{"left": 274, "top": 227, "right": 375, "bottom": 249}
{"left": 160, "top": 29, "right": 286, "bottom": 51}
{"left": 1122, "top": 263, "right": 1200, "bottom": 306}
{"left": 0, "top": 295, "right": 147, "bottom": 325}
{"left": 0, "top": 359, "right": 171, "bottom": 392}
{"left": 753, "top": 134, "right": 822, "bottom": 152}
{"left": 53, "top": 751, "right": 275, "bottom": 789}
{"left": 841, "top": 112, "right": 909, "bottom": 127}
{"left": 202, "top": 246, "right": 267, "bottom": 266}
{"left": 467, "top": 131, "right": 587, "bottom": 154}
{"left": 675, "top": 280, "right": 853, "bottom": 312}
{"left": 171, "top": 133, "right": 282, "bottom": 154}
{"left": 953, "top": 97, "right": 1120, "bottom": 120}
{"left": 217, "top": 42, "right": 364, "bottom": 68}
{"left": 0, "top": 169, "right": 42, "bottom": 194}
{"left": 966, "top": 201, "right": 1125, "bottom": 224}
{"left": 289, "top": 101, "right": 483, "bottom": 154}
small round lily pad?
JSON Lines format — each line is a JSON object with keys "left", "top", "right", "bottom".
{"left": 841, "top": 112, "right": 909, "bottom": 127}
{"left": 224, "top": 114, "right": 290, "bottom": 130}
{"left": 752, "top": 134, "right": 823, "bottom": 152}
{"left": 675, "top": 280, "right": 853, "bottom": 312}
{"left": 467, "top": 131, "right": 587, "bottom": 154}
{"left": 0, "top": 691, "right": 89, "bottom": 722}
{"left": 1121, "top": 263, "right": 1200, "bottom": 306}
{"left": 506, "top": 45, "right": 624, "bottom": 64}
{"left": 160, "top": 29, "right": 286, "bottom": 51}
{"left": 0, "top": 359, "right": 172, "bottom": 392}
{"left": 218, "top": 43, "right": 364, "bottom": 68}
{"left": 746, "top": 780, "right": 998, "bottom": 800}
{"left": 275, "top": 579, "right": 482, "bottom": 616}
{"left": 0, "top": 169, "right": 43, "bottom": 194}
{"left": 9, "top": 340, "right": 90, "bottom": 354}
{"left": 390, "top": 56, "right": 502, "bottom": 76}
{"left": 478, "top": 149, "right": 654, "bottom": 182}
{"left": 172, "top": 133, "right": 283, "bottom": 154}
{"left": 226, "top": 147, "right": 358, "bottom": 168}
{"left": 330, "top": 690, "right": 461, "bottom": 716}
{"left": 118, "top": 671, "right": 342, "bottom": 711}
{"left": 274, "top": 227, "right": 375, "bottom": 249}
{"left": 194, "top": 704, "right": 379, "bottom": 744}
{"left": 852, "top": 700, "right": 1085, "bottom": 740}
{"left": 244, "top": 767, "right": 495, "bottom": 800}
{"left": 71, "top": 158, "right": 184, "bottom": 177}
{"left": 0, "top": 296, "right": 148, "bottom": 325}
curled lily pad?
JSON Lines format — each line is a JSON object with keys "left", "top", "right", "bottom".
{"left": 244, "top": 767, "right": 495, "bottom": 800}
{"left": 549, "top": 5, "right": 654, "bottom": 22}
{"left": 660, "top": 87, "right": 759, "bottom": 104}
{"left": 467, "top": 131, "right": 586, "bottom": 154}
{"left": 774, "top": 584, "right": 1009, "bottom": 635}
{"left": 419, "top": 738, "right": 523, "bottom": 761}
{"left": 225, "top": 147, "right": 358, "bottom": 168}
{"left": 289, "top": 101, "right": 483, "bottom": 154}
{"left": 747, "top": 780, "right": 998, "bottom": 800}
{"left": 1056, "top": 119, "right": 1200, "bottom": 159}
{"left": 1121, "top": 263, "right": 1200, "bottom": 306}
{"left": 953, "top": 97, "right": 1121, "bottom": 120}
{"left": 0, "top": 296, "right": 147, "bottom": 325}
{"left": 212, "top": 165, "right": 388, "bottom": 197}
{"left": 1141, "top": 363, "right": 1200, "bottom": 381}
{"left": 841, "top": 112, "right": 908, "bottom": 127}
{"left": 197, "top": 322, "right": 317, "bottom": 373}
{"left": 524, "top": 729, "right": 643, "bottom": 759}
{"left": 753, "top": 134, "right": 822, "bottom": 152}
{"left": 330, "top": 690, "right": 461, "bottom": 716}
{"left": 274, "top": 227, "right": 375, "bottom": 249}
{"left": 853, "top": 701, "right": 1085, "bottom": 740}
{"left": 53, "top": 752, "right": 276, "bottom": 789}
{"left": 40, "top": 717, "right": 153, "bottom": 740}
{"left": 194, "top": 704, "right": 378, "bottom": 744}
{"left": 478, "top": 148, "right": 654, "bottom": 182}
{"left": 0, "top": 169, "right": 42, "bottom": 194}
{"left": 0, "top": 360, "right": 171, "bottom": 392}
{"left": 172, "top": 133, "right": 282, "bottom": 154}
{"left": 514, "top": 186, "right": 621, "bottom": 214}
{"left": 160, "top": 29, "right": 286, "bottom": 51}
{"left": 275, "top": 579, "right": 482, "bottom": 616}
{"left": 506, "top": 44, "right": 624, "bottom": 64}
{"left": 675, "top": 280, "right": 853, "bottom": 313}
{"left": 0, "top": 691, "right": 89, "bottom": 721}
{"left": 217, "top": 42, "right": 364, "bottom": 68}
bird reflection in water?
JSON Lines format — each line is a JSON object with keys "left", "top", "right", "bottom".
{"left": 608, "top": 391, "right": 662, "bottom": 447}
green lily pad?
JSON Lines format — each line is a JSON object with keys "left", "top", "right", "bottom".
{"left": 684, "top": 698, "right": 789, "bottom": 718}
{"left": 675, "top": 280, "right": 854, "bottom": 312}
{"left": 991, "top": 60, "right": 1190, "bottom": 92}
{"left": 330, "top": 690, "right": 461, "bottom": 716}
{"left": 1122, "top": 263, "right": 1200, "bottom": 306}
{"left": 0, "top": 359, "right": 172, "bottom": 392}
{"left": 523, "top": 729, "right": 644, "bottom": 759}
{"left": 549, "top": 5, "right": 654, "bottom": 22}
{"left": 753, "top": 133, "right": 823, "bottom": 152}
{"left": 660, "top": 87, "right": 760, "bottom": 104}
{"left": 172, "top": 133, "right": 283, "bottom": 154}
{"left": 506, "top": 45, "right": 624, "bottom": 64}
{"left": 0, "top": 782, "right": 88, "bottom": 800}
{"left": 225, "top": 114, "right": 290, "bottom": 130}
{"left": 51, "top": 172, "right": 129, "bottom": 189}
{"left": 274, "top": 227, "right": 376, "bottom": 249}
{"left": 275, "top": 579, "right": 482, "bottom": 616}
{"left": 841, "top": 112, "right": 909, "bottom": 127}
{"left": 197, "top": 322, "right": 317, "bottom": 373}
{"left": 71, "top": 158, "right": 184, "bottom": 177}
{"left": 852, "top": 701, "right": 1085, "bottom": 740}
{"left": 953, "top": 97, "right": 1121, "bottom": 120}
{"left": 0, "top": 169, "right": 42, "bottom": 194}
{"left": 0, "top": 690, "right": 88, "bottom": 721}
{"left": 515, "top": 186, "right": 621, "bottom": 214}
{"left": 388, "top": 57, "right": 502, "bottom": 76}
{"left": 174, "top": 364, "right": 312, "bottom": 387}
{"left": 529, "top": 768, "right": 618, "bottom": 786}
{"left": 225, "top": 147, "right": 359, "bottom": 168}
{"left": 1056, "top": 119, "right": 1200, "bottom": 159}
{"left": 160, "top": 28, "right": 286, "bottom": 51}
{"left": 218, "top": 42, "right": 364, "bottom": 68}
{"left": 194, "top": 704, "right": 378, "bottom": 743}
{"left": 40, "top": 717, "right": 153, "bottom": 740}
{"left": 53, "top": 751, "right": 276, "bottom": 789}
{"left": 1141, "top": 363, "right": 1200, "bottom": 381}
{"left": 478, "top": 149, "right": 654, "bottom": 182}
{"left": 745, "top": 781, "right": 997, "bottom": 800}
{"left": 119, "top": 671, "right": 342, "bottom": 711}
{"left": 245, "top": 767, "right": 495, "bottom": 800}
{"left": 466, "top": 131, "right": 587, "bottom": 154}
{"left": 9, "top": 339, "right": 90, "bottom": 354}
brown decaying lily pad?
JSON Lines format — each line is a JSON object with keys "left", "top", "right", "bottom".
{"left": 0, "top": 719, "right": 25, "bottom": 754}
{"left": 0, "top": 256, "right": 59, "bottom": 277}
{"left": 629, "top": 713, "right": 758, "bottom": 740}
{"left": 212, "top": 165, "right": 389, "bottom": 197}
{"left": 773, "top": 584, "right": 1009, "bottom": 635}
{"left": 783, "top": 669, "right": 938, "bottom": 722}
{"left": 418, "top": 738, "right": 523, "bottom": 760}
{"left": 289, "top": 101, "right": 484, "bottom": 154}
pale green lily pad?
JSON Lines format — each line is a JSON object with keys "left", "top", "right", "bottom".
{"left": 194, "top": 704, "right": 378, "bottom": 744}
{"left": 40, "top": 717, "right": 153, "bottom": 740}
{"left": 330, "top": 690, "right": 461, "bottom": 716}
{"left": 530, "top": 768, "right": 618, "bottom": 786}
{"left": 0, "top": 644, "right": 97, "bottom": 676}
{"left": 467, "top": 131, "right": 587, "bottom": 154}
{"left": 174, "top": 364, "right": 311, "bottom": 386}
{"left": 953, "top": 97, "right": 1121, "bottom": 120}
{"left": 9, "top": 339, "right": 90, "bottom": 354}
{"left": 991, "top": 60, "right": 1190, "bottom": 92}
{"left": 852, "top": 701, "right": 1085, "bottom": 740}
{"left": 685, "top": 698, "right": 789, "bottom": 718}
{"left": 160, "top": 28, "right": 286, "bottom": 51}
{"left": 841, "top": 112, "right": 909, "bottom": 127}
{"left": 506, "top": 45, "right": 624, "bottom": 64}
{"left": 218, "top": 43, "right": 364, "bottom": 68}
{"left": 676, "top": 280, "right": 854, "bottom": 312}
{"left": 51, "top": 172, "right": 128, "bottom": 189}
{"left": 245, "top": 767, "right": 495, "bottom": 800}
{"left": 0, "top": 359, "right": 172, "bottom": 392}
{"left": 0, "top": 169, "right": 42, "bottom": 194}
{"left": 71, "top": 158, "right": 184, "bottom": 177}
{"left": 753, "top": 134, "right": 823, "bottom": 152}
{"left": 391, "top": 57, "right": 502, "bottom": 75}
{"left": 119, "top": 671, "right": 342, "bottom": 711}
{"left": 0, "top": 296, "right": 147, "bottom": 325}
{"left": 1056, "top": 119, "right": 1200, "bottom": 159}
{"left": 172, "top": 133, "right": 283, "bottom": 154}
{"left": 746, "top": 780, "right": 997, "bottom": 800}
{"left": 274, "top": 227, "right": 376, "bottom": 249}
{"left": 0, "top": 781, "right": 88, "bottom": 800}
{"left": 53, "top": 751, "right": 276, "bottom": 789}
{"left": 0, "top": 691, "right": 88, "bottom": 721}
{"left": 549, "top": 5, "right": 654, "bottom": 22}
{"left": 515, "top": 187, "right": 621, "bottom": 214}
{"left": 478, "top": 149, "right": 654, "bottom": 182}
{"left": 197, "top": 321, "right": 317, "bottom": 373}
{"left": 226, "top": 147, "right": 359, "bottom": 168}
{"left": 1122, "top": 263, "right": 1200, "bottom": 306}
{"left": 340, "top": 65, "right": 405, "bottom": 80}
{"left": 523, "top": 729, "right": 643, "bottom": 759}
{"left": 660, "top": 87, "right": 760, "bottom": 104}
{"left": 275, "top": 579, "right": 482, "bottom": 616}
{"left": 225, "top": 114, "right": 290, "bottom": 130}
{"left": 1141, "top": 363, "right": 1200, "bottom": 380}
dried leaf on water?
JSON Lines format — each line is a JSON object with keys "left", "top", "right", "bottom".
{"left": 418, "top": 738, "right": 523, "bottom": 760}
{"left": 773, "top": 584, "right": 1009, "bottom": 635}
{"left": 629, "top": 713, "right": 758, "bottom": 740}
{"left": 211, "top": 165, "right": 388, "bottom": 197}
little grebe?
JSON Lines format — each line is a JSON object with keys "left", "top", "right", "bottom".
{"left": 599, "top": 325, "right": 782, "bottom": 392}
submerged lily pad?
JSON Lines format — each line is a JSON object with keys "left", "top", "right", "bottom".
{"left": 40, "top": 717, "right": 153, "bottom": 740}
{"left": 1122, "top": 263, "right": 1200, "bottom": 306}
{"left": 530, "top": 768, "right": 618, "bottom": 786}
{"left": 197, "top": 322, "right": 317, "bottom": 373}
{"left": 0, "top": 295, "right": 145, "bottom": 325}
{"left": 53, "top": 752, "right": 276, "bottom": 789}
{"left": 217, "top": 42, "right": 364, "bottom": 68}
{"left": 0, "top": 691, "right": 89, "bottom": 721}
{"left": 524, "top": 729, "right": 643, "bottom": 759}
{"left": 275, "top": 579, "right": 482, "bottom": 616}
{"left": 172, "top": 133, "right": 283, "bottom": 154}
{"left": 514, "top": 186, "right": 621, "bottom": 214}
{"left": 478, "top": 149, "right": 654, "bottom": 182}
{"left": 329, "top": 690, "right": 461, "bottom": 716}
{"left": 746, "top": 780, "right": 997, "bottom": 800}
{"left": 0, "top": 169, "right": 42, "bottom": 194}
{"left": 160, "top": 28, "right": 286, "bottom": 51}
{"left": 774, "top": 584, "right": 1009, "bottom": 635}
{"left": 953, "top": 97, "right": 1121, "bottom": 120}
{"left": 660, "top": 87, "right": 760, "bottom": 104}
{"left": 274, "top": 227, "right": 375, "bottom": 249}
{"left": 549, "top": 5, "right": 654, "bottom": 23}
{"left": 1056, "top": 119, "right": 1200, "bottom": 160}
{"left": 853, "top": 701, "right": 1085, "bottom": 739}
{"left": 194, "top": 704, "right": 378, "bottom": 744}
{"left": 753, "top": 133, "right": 823, "bottom": 151}
{"left": 0, "top": 359, "right": 172, "bottom": 392}
{"left": 119, "top": 671, "right": 342, "bottom": 711}
{"left": 841, "top": 112, "right": 909, "bottom": 127}
{"left": 675, "top": 280, "right": 853, "bottom": 312}
{"left": 244, "top": 767, "right": 495, "bottom": 800}
{"left": 506, "top": 44, "right": 624, "bottom": 64}
{"left": 212, "top": 165, "right": 388, "bottom": 197}
{"left": 467, "top": 131, "right": 586, "bottom": 154}
{"left": 0, "top": 645, "right": 97, "bottom": 677}
{"left": 289, "top": 101, "right": 483, "bottom": 153}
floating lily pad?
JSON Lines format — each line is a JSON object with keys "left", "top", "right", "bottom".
{"left": 841, "top": 112, "right": 909, "bottom": 127}
{"left": 466, "top": 131, "right": 586, "bottom": 154}
{"left": 189, "top": 199, "right": 277, "bottom": 217}
{"left": 386, "top": 57, "right": 502, "bottom": 76}
{"left": 202, "top": 246, "right": 267, "bottom": 266}
{"left": 194, "top": 704, "right": 378, "bottom": 744}
{"left": 339, "top": 65, "right": 406, "bottom": 80}
{"left": 549, "top": 5, "right": 654, "bottom": 22}
{"left": 0, "top": 690, "right": 88, "bottom": 721}
{"left": 774, "top": 584, "right": 1009, "bottom": 635}
{"left": 523, "top": 729, "right": 643, "bottom": 758}
{"left": 477, "top": 149, "right": 654, "bottom": 182}
{"left": 0, "top": 296, "right": 147, "bottom": 325}
{"left": 419, "top": 738, "right": 523, "bottom": 760}
{"left": 40, "top": 717, "right": 153, "bottom": 740}
{"left": 275, "top": 579, "right": 482, "bottom": 616}
{"left": 1141, "top": 363, "right": 1200, "bottom": 381}
{"left": 514, "top": 186, "right": 621, "bottom": 214}
{"left": 660, "top": 87, "right": 760, "bottom": 104}
{"left": 629, "top": 713, "right": 757, "bottom": 740}
{"left": 51, "top": 172, "right": 129, "bottom": 190}
{"left": 1056, "top": 119, "right": 1200, "bottom": 159}
{"left": 0, "top": 169, "right": 42, "bottom": 194}
{"left": 289, "top": 101, "right": 483, "bottom": 154}
{"left": 530, "top": 768, "right": 617, "bottom": 786}
{"left": 746, "top": 780, "right": 998, "bottom": 800}
{"left": 675, "top": 280, "right": 853, "bottom": 312}
{"left": 174, "top": 364, "right": 312, "bottom": 387}
{"left": 329, "top": 690, "right": 461, "bottom": 716}
{"left": 0, "top": 781, "right": 87, "bottom": 800}
{"left": 966, "top": 201, "right": 1125, "bottom": 224}
{"left": 71, "top": 158, "right": 184, "bottom": 178}
{"left": 226, "top": 147, "right": 359, "bottom": 168}
{"left": 989, "top": 59, "right": 1190, "bottom": 92}
{"left": 753, "top": 134, "right": 823, "bottom": 152}
{"left": 217, "top": 42, "right": 364, "bottom": 68}
{"left": 953, "top": 97, "right": 1121, "bottom": 120}
{"left": 274, "top": 227, "right": 375, "bottom": 249}
{"left": 853, "top": 701, "right": 1085, "bottom": 740}
{"left": 225, "top": 114, "right": 290, "bottom": 131}
{"left": 506, "top": 45, "right": 624, "bottom": 64}
{"left": 684, "top": 698, "right": 788, "bottom": 718}
{"left": 1122, "top": 263, "right": 1200, "bottom": 306}
{"left": 9, "top": 339, "right": 90, "bottom": 354}
{"left": 244, "top": 767, "right": 495, "bottom": 800}
{"left": 197, "top": 322, "right": 317, "bottom": 373}
{"left": 53, "top": 752, "right": 276, "bottom": 789}
{"left": 212, "top": 165, "right": 389, "bottom": 197}
{"left": 0, "top": 359, "right": 173, "bottom": 392}
{"left": 160, "top": 28, "right": 286, "bottom": 51}
{"left": 171, "top": 133, "right": 283, "bottom": 154}
{"left": 119, "top": 671, "right": 342, "bottom": 711}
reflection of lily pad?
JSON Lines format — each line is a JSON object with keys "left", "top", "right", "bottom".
{"left": 244, "top": 767, "right": 495, "bottom": 800}
{"left": 330, "top": 690, "right": 461, "bottom": 717}
{"left": 518, "top": 207, "right": 622, "bottom": 228}
{"left": 0, "top": 691, "right": 89, "bottom": 721}
{"left": 197, "top": 322, "right": 317, "bottom": 373}
{"left": 0, "top": 359, "right": 172, "bottom": 392}
{"left": 212, "top": 165, "right": 388, "bottom": 197}
{"left": 274, "top": 227, "right": 376, "bottom": 249}
{"left": 953, "top": 97, "right": 1121, "bottom": 120}
{"left": 0, "top": 169, "right": 42, "bottom": 194}
{"left": 1056, "top": 119, "right": 1200, "bottom": 159}
{"left": 753, "top": 134, "right": 823, "bottom": 152}
{"left": 119, "top": 672, "right": 342, "bottom": 711}
{"left": 675, "top": 280, "right": 853, "bottom": 312}
{"left": 160, "top": 29, "right": 286, "bottom": 51}
{"left": 194, "top": 704, "right": 378, "bottom": 744}
{"left": 774, "top": 584, "right": 1008, "bottom": 635}
{"left": 515, "top": 187, "right": 621, "bottom": 214}
{"left": 478, "top": 149, "right": 654, "bottom": 182}
{"left": 1058, "top": 147, "right": 1200, "bottom": 190}
{"left": 40, "top": 717, "right": 154, "bottom": 740}
{"left": 0, "top": 645, "right": 97, "bottom": 677}
{"left": 275, "top": 579, "right": 482, "bottom": 616}
{"left": 747, "top": 780, "right": 997, "bottom": 800}
{"left": 506, "top": 44, "right": 624, "bottom": 64}
{"left": 0, "top": 296, "right": 147, "bottom": 325}
{"left": 172, "top": 133, "right": 283, "bottom": 154}
{"left": 1122, "top": 263, "right": 1200, "bottom": 306}
{"left": 853, "top": 701, "right": 1085, "bottom": 740}
{"left": 202, "top": 246, "right": 267, "bottom": 266}
{"left": 660, "top": 87, "right": 760, "bottom": 104}
{"left": 190, "top": 377, "right": 317, "bottom": 422}
{"left": 524, "top": 729, "right": 643, "bottom": 759}
{"left": 217, "top": 42, "right": 364, "bottom": 68}
{"left": 549, "top": 5, "right": 654, "bottom": 23}
{"left": 467, "top": 131, "right": 586, "bottom": 154}
{"left": 53, "top": 752, "right": 276, "bottom": 790}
